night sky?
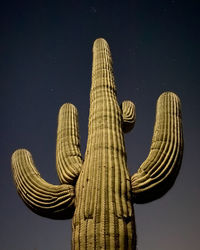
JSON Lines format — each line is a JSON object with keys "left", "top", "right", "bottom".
{"left": 1, "top": 1, "right": 200, "bottom": 249}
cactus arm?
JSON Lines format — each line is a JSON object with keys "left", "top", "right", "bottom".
{"left": 131, "top": 92, "right": 183, "bottom": 203}
{"left": 56, "top": 103, "right": 83, "bottom": 184}
{"left": 12, "top": 149, "right": 75, "bottom": 219}
{"left": 121, "top": 100, "right": 136, "bottom": 133}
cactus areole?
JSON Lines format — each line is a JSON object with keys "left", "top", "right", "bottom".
{"left": 12, "top": 38, "right": 183, "bottom": 249}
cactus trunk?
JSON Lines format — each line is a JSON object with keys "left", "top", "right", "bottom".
{"left": 72, "top": 39, "right": 136, "bottom": 249}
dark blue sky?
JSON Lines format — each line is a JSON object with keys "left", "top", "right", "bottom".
{"left": 1, "top": 1, "right": 200, "bottom": 249}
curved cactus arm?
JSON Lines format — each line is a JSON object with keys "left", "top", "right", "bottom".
{"left": 56, "top": 103, "right": 83, "bottom": 184}
{"left": 131, "top": 92, "right": 183, "bottom": 203}
{"left": 121, "top": 100, "right": 136, "bottom": 133}
{"left": 12, "top": 149, "right": 75, "bottom": 219}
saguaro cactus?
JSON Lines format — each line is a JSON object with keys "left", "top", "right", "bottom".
{"left": 12, "top": 38, "right": 183, "bottom": 249}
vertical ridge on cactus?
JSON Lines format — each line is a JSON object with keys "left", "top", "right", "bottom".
{"left": 11, "top": 38, "right": 183, "bottom": 249}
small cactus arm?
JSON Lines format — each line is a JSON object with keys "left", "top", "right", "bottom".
{"left": 11, "top": 38, "right": 183, "bottom": 249}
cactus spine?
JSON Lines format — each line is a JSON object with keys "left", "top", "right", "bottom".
{"left": 11, "top": 38, "right": 183, "bottom": 249}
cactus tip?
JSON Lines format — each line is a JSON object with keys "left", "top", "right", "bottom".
{"left": 93, "top": 38, "right": 109, "bottom": 50}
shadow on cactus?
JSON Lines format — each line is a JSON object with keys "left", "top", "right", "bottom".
{"left": 11, "top": 38, "right": 183, "bottom": 249}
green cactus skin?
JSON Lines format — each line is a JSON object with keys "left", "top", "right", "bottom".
{"left": 11, "top": 38, "right": 183, "bottom": 249}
